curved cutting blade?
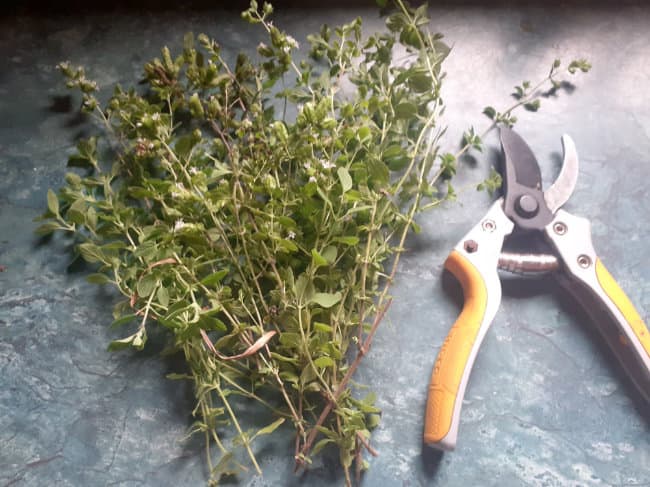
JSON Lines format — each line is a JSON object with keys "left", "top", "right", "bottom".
{"left": 500, "top": 127, "right": 553, "bottom": 230}
{"left": 500, "top": 127, "right": 542, "bottom": 190}
{"left": 544, "top": 134, "right": 579, "bottom": 213}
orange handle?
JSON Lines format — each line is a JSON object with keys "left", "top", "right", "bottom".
{"left": 595, "top": 259, "right": 650, "bottom": 357}
{"left": 424, "top": 250, "right": 488, "bottom": 449}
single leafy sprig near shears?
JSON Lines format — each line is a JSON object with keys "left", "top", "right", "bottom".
{"left": 428, "top": 57, "right": 592, "bottom": 203}
{"left": 423, "top": 128, "right": 649, "bottom": 450}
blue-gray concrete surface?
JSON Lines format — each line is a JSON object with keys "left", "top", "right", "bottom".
{"left": 1, "top": 5, "right": 648, "bottom": 486}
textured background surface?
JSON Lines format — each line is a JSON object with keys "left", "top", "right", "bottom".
{"left": 1, "top": 4, "right": 648, "bottom": 486}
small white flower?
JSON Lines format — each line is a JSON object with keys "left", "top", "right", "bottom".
{"left": 285, "top": 35, "right": 299, "bottom": 49}
{"left": 319, "top": 159, "right": 335, "bottom": 170}
{"left": 308, "top": 176, "right": 317, "bottom": 183}
{"left": 136, "top": 122, "right": 143, "bottom": 127}
{"left": 303, "top": 161, "right": 311, "bottom": 169}
{"left": 174, "top": 219, "right": 186, "bottom": 231}
{"left": 189, "top": 167, "right": 199, "bottom": 175}
{"left": 287, "top": 231, "right": 296, "bottom": 240}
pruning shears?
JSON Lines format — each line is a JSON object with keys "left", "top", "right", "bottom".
{"left": 424, "top": 128, "right": 649, "bottom": 450}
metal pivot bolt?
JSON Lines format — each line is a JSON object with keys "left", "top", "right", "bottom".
{"left": 515, "top": 194, "right": 539, "bottom": 218}
{"left": 553, "top": 222, "right": 567, "bottom": 235}
{"left": 464, "top": 240, "right": 478, "bottom": 253}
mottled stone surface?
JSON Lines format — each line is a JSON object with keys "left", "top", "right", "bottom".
{"left": 1, "top": 5, "right": 648, "bottom": 486}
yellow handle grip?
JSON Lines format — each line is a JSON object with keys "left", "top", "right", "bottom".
{"left": 595, "top": 259, "right": 650, "bottom": 357}
{"left": 424, "top": 250, "right": 488, "bottom": 448}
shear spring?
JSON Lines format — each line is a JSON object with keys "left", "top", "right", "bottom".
{"left": 498, "top": 252, "right": 560, "bottom": 275}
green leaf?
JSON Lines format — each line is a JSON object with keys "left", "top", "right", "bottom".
{"left": 314, "top": 322, "right": 333, "bottom": 333}
{"left": 272, "top": 353, "right": 299, "bottom": 365}
{"left": 367, "top": 413, "right": 381, "bottom": 429}
{"left": 350, "top": 393, "right": 381, "bottom": 413}
{"left": 334, "top": 236, "right": 359, "bottom": 246}
{"left": 78, "top": 242, "right": 106, "bottom": 263}
{"left": 295, "top": 273, "right": 315, "bottom": 303}
{"left": 439, "top": 153, "right": 457, "bottom": 179}
{"left": 357, "top": 126, "right": 372, "bottom": 143}
{"left": 477, "top": 167, "right": 503, "bottom": 196}
{"left": 524, "top": 99, "right": 541, "bottom": 112}
{"left": 157, "top": 285, "right": 170, "bottom": 307}
{"left": 321, "top": 245, "right": 337, "bottom": 263}
{"left": 198, "top": 314, "right": 227, "bottom": 332}
{"left": 394, "top": 102, "right": 417, "bottom": 119}
{"left": 483, "top": 106, "right": 497, "bottom": 120}
{"left": 200, "top": 269, "right": 228, "bottom": 286}
{"left": 67, "top": 137, "right": 98, "bottom": 170}
{"left": 86, "top": 206, "right": 97, "bottom": 230}
{"left": 407, "top": 69, "right": 432, "bottom": 93}
{"left": 383, "top": 144, "right": 409, "bottom": 171}
{"left": 166, "top": 372, "right": 192, "bottom": 380}
{"left": 47, "top": 189, "right": 59, "bottom": 216}
{"left": 276, "top": 238, "right": 298, "bottom": 253}
{"left": 137, "top": 274, "right": 157, "bottom": 297}
{"left": 65, "top": 172, "right": 82, "bottom": 186}
{"left": 337, "top": 167, "right": 352, "bottom": 193}
{"left": 175, "top": 134, "right": 197, "bottom": 160}
{"left": 343, "top": 189, "right": 362, "bottom": 202}
{"left": 163, "top": 300, "right": 191, "bottom": 321}
{"left": 271, "top": 121, "right": 289, "bottom": 144}
{"left": 386, "top": 12, "right": 407, "bottom": 32}
{"left": 311, "top": 248, "right": 328, "bottom": 268}
{"left": 108, "top": 329, "right": 146, "bottom": 351}
{"left": 367, "top": 158, "right": 389, "bottom": 187}
{"left": 276, "top": 215, "right": 297, "bottom": 229}
{"left": 252, "top": 418, "right": 285, "bottom": 439}
{"left": 299, "top": 363, "right": 318, "bottom": 387}
{"left": 313, "top": 356, "right": 335, "bottom": 368}
{"left": 35, "top": 221, "right": 65, "bottom": 236}
{"left": 310, "top": 292, "right": 342, "bottom": 308}
{"left": 86, "top": 273, "right": 111, "bottom": 284}
{"left": 110, "top": 314, "right": 137, "bottom": 329}
{"left": 66, "top": 198, "right": 87, "bottom": 225}
{"left": 568, "top": 58, "right": 591, "bottom": 74}
{"left": 279, "top": 332, "right": 301, "bottom": 348}
{"left": 189, "top": 93, "right": 204, "bottom": 118}
{"left": 462, "top": 127, "right": 482, "bottom": 152}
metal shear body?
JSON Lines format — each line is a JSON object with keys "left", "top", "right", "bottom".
{"left": 424, "top": 128, "right": 649, "bottom": 450}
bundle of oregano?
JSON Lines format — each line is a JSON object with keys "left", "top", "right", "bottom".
{"left": 38, "top": 1, "right": 589, "bottom": 484}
